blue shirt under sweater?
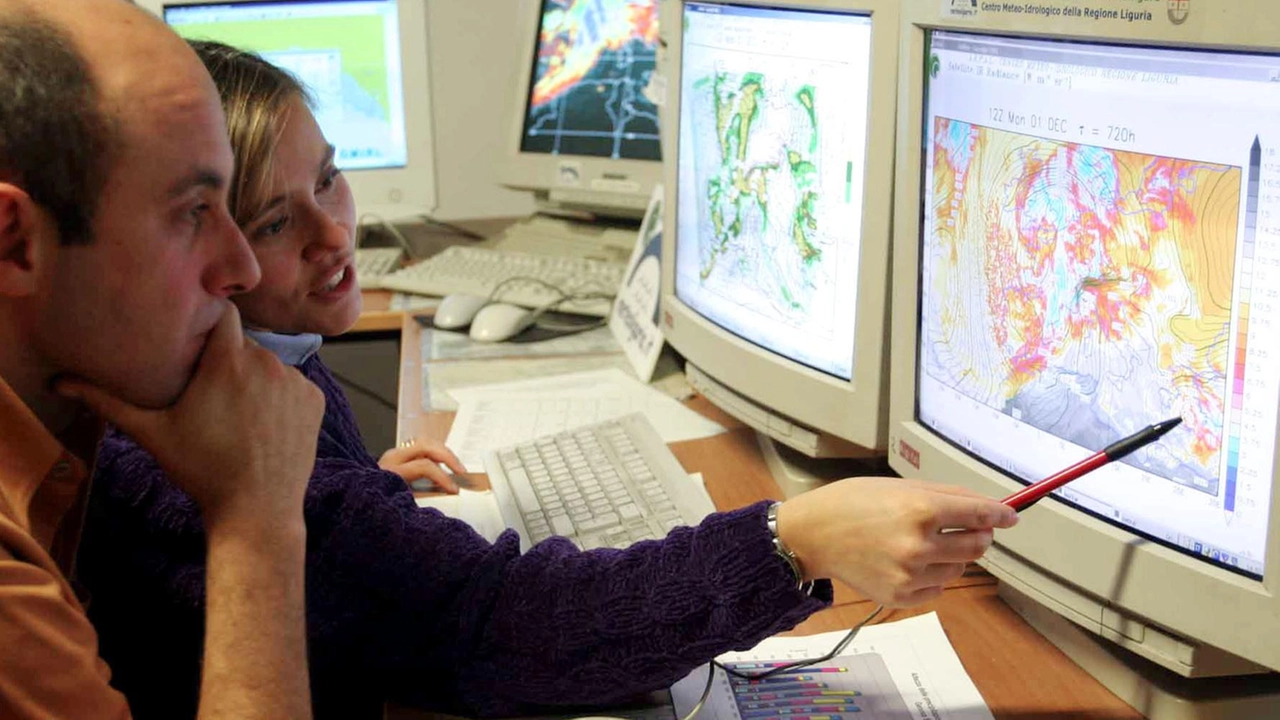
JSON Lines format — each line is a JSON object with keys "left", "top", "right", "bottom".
{"left": 78, "top": 332, "right": 831, "bottom": 720}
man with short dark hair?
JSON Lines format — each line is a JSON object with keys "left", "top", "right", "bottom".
{"left": 0, "top": 1, "right": 324, "bottom": 717}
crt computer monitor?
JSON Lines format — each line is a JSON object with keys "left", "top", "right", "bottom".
{"left": 659, "top": 0, "right": 898, "bottom": 465}
{"left": 499, "top": 0, "right": 665, "bottom": 220}
{"left": 888, "top": 0, "right": 1280, "bottom": 715}
{"left": 148, "top": 0, "right": 437, "bottom": 221}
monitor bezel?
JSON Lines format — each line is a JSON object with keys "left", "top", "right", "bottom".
{"left": 659, "top": 0, "right": 900, "bottom": 452}
{"left": 888, "top": 0, "right": 1280, "bottom": 674}
{"left": 150, "top": 0, "right": 439, "bottom": 220}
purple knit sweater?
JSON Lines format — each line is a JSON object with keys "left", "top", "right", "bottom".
{"left": 78, "top": 355, "right": 831, "bottom": 720}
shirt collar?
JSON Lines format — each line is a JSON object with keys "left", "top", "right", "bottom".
{"left": 0, "top": 374, "right": 99, "bottom": 552}
{"left": 0, "top": 376, "right": 65, "bottom": 507}
{"left": 244, "top": 329, "right": 323, "bottom": 366}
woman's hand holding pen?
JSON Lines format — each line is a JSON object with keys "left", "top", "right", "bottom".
{"left": 775, "top": 477, "right": 1019, "bottom": 607}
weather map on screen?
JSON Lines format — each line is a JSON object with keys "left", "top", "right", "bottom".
{"left": 917, "top": 31, "right": 1280, "bottom": 577}
{"left": 925, "top": 117, "right": 1240, "bottom": 493}
{"left": 519, "top": 0, "right": 661, "bottom": 161}
{"left": 685, "top": 70, "right": 839, "bottom": 331}
{"left": 165, "top": 0, "right": 407, "bottom": 171}
{"left": 674, "top": 3, "right": 872, "bottom": 380}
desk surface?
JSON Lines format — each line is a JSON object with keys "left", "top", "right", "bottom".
{"left": 389, "top": 313, "right": 1142, "bottom": 719}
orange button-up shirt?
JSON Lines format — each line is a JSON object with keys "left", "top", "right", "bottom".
{"left": 0, "top": 376, "right": 130, "bottom": 719}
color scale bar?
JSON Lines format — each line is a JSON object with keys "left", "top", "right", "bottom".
{"left": 731, "top": 663, "right": 849, "bottom": 672}
{"left": 1227, "top": 137, "right": 1262, "bottom": 514}
{"left": 743, "top": 714, "right": 857, "bottom": 720}
{"left": 742, "top": 707, "right": 860, "bottom": 712}
{"left": 737, "top": 691, "right": 862, "bottom": 701}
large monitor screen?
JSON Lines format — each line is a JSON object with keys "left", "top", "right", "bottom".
{"left": 165, "top": 0, "right": 409, "bottom": 172}
{"left": 673, "top": 2, "right": 872, "bottom": 380}
{"left": 517, "top": 0, "right": 661, "bottom": 162}
{"left": 918, "top": 31, "right": 1280, "bottom": 578}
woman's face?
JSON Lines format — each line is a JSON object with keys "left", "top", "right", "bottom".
{"left": 232, "top": 95, "right": 361, "bottom": 336}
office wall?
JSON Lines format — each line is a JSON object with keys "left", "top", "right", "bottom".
{"left": 424, "top": 0, "right": 538, "bottom": 221}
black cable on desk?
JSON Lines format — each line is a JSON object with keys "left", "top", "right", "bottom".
{"left": 327, "top": 369, "right": 398, "bottom": 412}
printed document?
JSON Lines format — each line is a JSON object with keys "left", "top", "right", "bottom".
{"left": 671, "top": 613, "right": 992, "bottom": 720}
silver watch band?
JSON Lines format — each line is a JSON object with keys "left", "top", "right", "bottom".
{"left": 767, "top": 501, "right": 814, "bottom": 596}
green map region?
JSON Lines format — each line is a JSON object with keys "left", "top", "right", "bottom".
{"left": 687, "top": 69, "right": 833, "bottom": 328}
{"left": 173, "top": 15, "right": 391, "bottom": 121}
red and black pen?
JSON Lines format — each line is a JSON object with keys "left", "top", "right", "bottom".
{"left": 1002, "top": 417, "right": 1183, "bottom": 511}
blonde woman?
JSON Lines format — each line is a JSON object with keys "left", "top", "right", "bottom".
{"left": 80, "top": 41, "right": 1017, "bottom": 720}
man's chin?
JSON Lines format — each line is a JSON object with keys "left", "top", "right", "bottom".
{"left": 113, "top": 362, "right": 193, "bottom": 410}
{"left": 119, "top": 378, "right": 187, "bottom": 411}
{"left": 314, "top": 305, "right": 362, "bottom": 337}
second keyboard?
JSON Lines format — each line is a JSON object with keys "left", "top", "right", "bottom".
{"left": 379, "top": 245, "right": 625, "bottom": 317}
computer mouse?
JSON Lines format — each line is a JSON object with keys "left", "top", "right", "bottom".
{"left": 434, "top": 293, "right": 489, "bottom": 330}
{"left": 469, "top": 302, "right": 537, "bottom": 342}
{"left": 409, "top": 473, "right": 475, "bottom": 492}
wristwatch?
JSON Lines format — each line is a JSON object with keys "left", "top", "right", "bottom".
{"left": 767, "top": 502, "right": 814, "bottom": 595}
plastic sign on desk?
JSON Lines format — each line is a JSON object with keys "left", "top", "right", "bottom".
{"left": 609, "top": 183, "right": 666, "bottom": 382}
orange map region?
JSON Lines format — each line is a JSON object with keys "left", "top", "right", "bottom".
{"left": 530, "top": 0, "right": 658, "bottom": 108}
{"left": 929, "top": 118, "right": 1240, "bottom": 471}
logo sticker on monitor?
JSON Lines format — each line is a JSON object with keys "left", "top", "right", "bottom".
{"left": 942, "top": 0, "right": 979, "bottom": 18}
{"left": 556, "top": 161, "right": 583, "bottom": 187}
{"left": 1168, "top": 0, "right": 1190, "bottom": 25}
{"left": 898, "top": 439, "right": 921, "bottom": 470}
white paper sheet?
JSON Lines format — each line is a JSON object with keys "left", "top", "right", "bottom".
{"left": 445, "top": 368, "right": 725, "bottom": 472}
{"left": 389, "top": 293, "right": 441, "bottom": 312}
{"left": 423, "top": 355, "right": 635, "bottom": 411}
{"left": 424, "top": 325, "right": 623, "bottom": 362}
{"left": 414, "top": 489, "right": 508, "bottom": 543}
{"left": 671, "top": 613, "right": 993, "bottom": 720}
{"left": 422, "top": 350, "right": 691, "bottom": 411}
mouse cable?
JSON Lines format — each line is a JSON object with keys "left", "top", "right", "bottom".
{"left": 533, "top": 290, "right": 619, "bottom": 333}
{"left": 716, "top": 603, "right": 884, "bottom": 682}
{"left": 487, "top": 276, "right": 568, "bottom": 304}
{"left": 485, "top": 278, "right": 618, "bottom": 333}
{"left": 677, "top": 604, "right": 884, "bottom": 720}
{"left": 487, "top": 276, "right": 619, "bottom": 305}
{"left": 411, "top": 213, "right": 487, "bottom": 241}
{"left": 357, "top": 213, "right": 415, "bottom": 254}
{"left": 475, "top": 276, "right": 620, "bottom": 335}
{"left": 325, "top": 368, "right": 399, "bottom": 412}
{"left": 678, "top": 661, "right": 717, "bottom": 720}
{"left": 357, "top": 212, "right": 488, "bottom": 255}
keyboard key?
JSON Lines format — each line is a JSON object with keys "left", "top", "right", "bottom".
{"left": 506, "top": 468, "right": 538, "bottom": 512}
{"left": 550, "top": 514, "right": 576, "bottom": 537}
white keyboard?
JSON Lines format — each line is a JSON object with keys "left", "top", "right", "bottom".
{"left": 378, "top": 245, "right": 624, "bottom": 317}
{"left": 485, "top": 413, "right": 716, "bottom": 551}
{"left": 489, "top": 215, "right": 639, "bottom": 265}
{"left": 354, "top": 247, "right": 405, "bottom": 289}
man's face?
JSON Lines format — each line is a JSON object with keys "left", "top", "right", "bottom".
{"left": 28, "top": 60, "right": 260, "bottom": 408}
